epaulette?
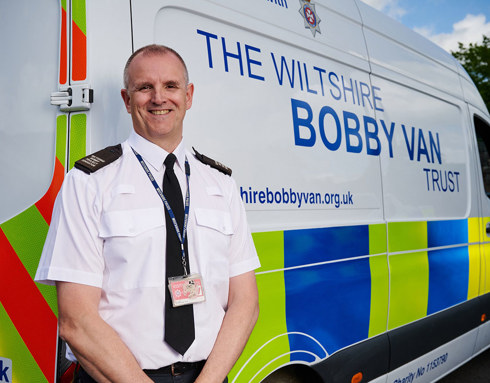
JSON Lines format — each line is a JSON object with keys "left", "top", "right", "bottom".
{"left": 74, "top": 144, "right": 123, "bottom": 174}
{"left": 193, "top": 147, "right": 232, "bottom": 176}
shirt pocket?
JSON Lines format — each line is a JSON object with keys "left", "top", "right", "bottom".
{"left": 100, "top": 208, "right": 165, "bottom": 291}
{"left": 194, "top": 208, "right": 234, "bottom": 295}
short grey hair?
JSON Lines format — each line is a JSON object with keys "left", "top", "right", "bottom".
{"left": 123, "top": 44, "right": 189, "bottom": 89}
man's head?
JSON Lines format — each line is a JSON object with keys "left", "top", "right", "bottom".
{"left": 121, "top": 44, "right": 194, "bottom": 152}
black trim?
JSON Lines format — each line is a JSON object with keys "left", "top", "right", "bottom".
{"left": 312, "top": 333, "right": 389, "bottom": 383}
{"left": 389, "top": 297, "right": 481, "bottom": 370}
{"left": 311, "top": 293, "right": 490, "bottom": 382}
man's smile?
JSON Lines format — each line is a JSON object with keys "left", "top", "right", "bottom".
{"left": 150, "top": 110, "right": 170, "bottom": 115}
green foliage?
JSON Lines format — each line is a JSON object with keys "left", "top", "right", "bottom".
{"left": 452, "top": 35, "right": 490, "bottom": 113}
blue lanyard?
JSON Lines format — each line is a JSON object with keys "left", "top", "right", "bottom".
{"left": 132, "top": 147, "right": 191, "bottom": 276}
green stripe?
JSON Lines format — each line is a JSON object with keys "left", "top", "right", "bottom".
{"left": 369, "top": 223, "right": 387, "bottom": 254}
{"left": 231, "top": 272, "right": 290, "bottom": 383}
{"left": 61, "top": 0, "right": 67, "bottom": 11}
{"left": 368, "top": 254, "right": 389, "bottom": 337}
{"left": 368, "top": 224, "right": 389, "bottom": 337}
{"left": 69, "top": 113, "right": 87, "bottom": 170}
{"left": 231, "top": 232, "right": 289, "bottom": 382}
{"left": 388, "top": 251, "right": 429, "bottom": 329}
{"left": 467, "top": 218, "right": 480, "bottom": 299}
{"left": 388, "top": 221, "right": 427, "bottom": 252}
{"left": 0, "top": 303, "right": 48, "bottom": 383}
{"left": 0, "top": 207, "right": 58, "bottom": 316}
{"left": 71, "top": 0, "right": 86, "bottom": 35}
{"left": 1, "top": 207, "right": 48, "bottom": 279}
{"left": 387, "top": 221, "right": 429, "bottom": 329}
{"left": 57, "top": 114, "right": 67, "bottom": 168}
{"left": 253, "top": 231, "right": 284, "bottom": 272}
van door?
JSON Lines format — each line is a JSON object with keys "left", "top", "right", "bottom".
{"left": 0, "top": 0, "right": 106, "bottom": 382}
{"left": 0, "top": 1, "right": 61, "bottom": 383}
{"left": 469, "top": 106, "right": 490, "bottom": 353}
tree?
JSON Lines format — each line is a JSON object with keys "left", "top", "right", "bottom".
{"left": 452, "top": 35, "right": 490, "bottom": 113}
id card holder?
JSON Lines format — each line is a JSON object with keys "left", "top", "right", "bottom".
{"left": 168, "top": 273, "right": 206, "bottom": 307}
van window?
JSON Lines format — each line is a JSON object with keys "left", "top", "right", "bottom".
{"left": 474, "top": 115, "right": 490, "bottom": 198}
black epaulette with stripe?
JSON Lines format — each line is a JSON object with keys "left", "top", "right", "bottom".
{"left": 193, "top": 147, "right": 232, "bottom": 176}
{"left": 74, "top": 144, "right": 123, "bottom": 174}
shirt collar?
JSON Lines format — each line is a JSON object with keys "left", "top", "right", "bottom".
{"left": 128, "top": 130, "right": 186, "bottom": 173}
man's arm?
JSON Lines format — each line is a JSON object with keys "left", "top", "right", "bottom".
{"left": 195, "top": 270, "right": 259, "bottom": 383}
{"left": 56, "top": 281, "right": 153, "bottom": 383}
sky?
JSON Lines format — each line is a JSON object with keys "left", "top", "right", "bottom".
{"left": 360, "top": 0, "right": 490, "bottom": 53}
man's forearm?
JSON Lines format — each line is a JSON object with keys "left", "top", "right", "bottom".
{"left": 62, "top": 314, "right": 152, "bottom": 382}
{"left": 195, "top": 271, "right": 259, "bottom": 383}
{"left": 57, "top": 282, "right": 152, "bottom": 383}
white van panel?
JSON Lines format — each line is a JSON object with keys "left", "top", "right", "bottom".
{"left": 356, "top": 0, "right": 462, "bottom": 101}
{"left": 131, "top": 1, "right": 385, "bottom": 231}
{"left": 372, "top": 75, "right": 470, "bottom": 220}
{"left": 0, "top": 0, "right": 59, "bottom": 223}
{"left": 85, "top": 0, "right": 133, "bottom": 151}
{"left": 131, "top": 0, "right": 370, "bottom": 72}
{"left": 363, "top": 29, "right": 461, "bottom": 101}
{"left": 474, "top": 321, "right": 490, "bottom": 354}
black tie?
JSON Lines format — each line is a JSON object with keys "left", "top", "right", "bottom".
{"left": 163, "top": 153, "right": 195, "bottom": 354}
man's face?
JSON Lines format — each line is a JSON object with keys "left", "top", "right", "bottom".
{"left": 121, "top": 52, "right": 194, "bottom": 151}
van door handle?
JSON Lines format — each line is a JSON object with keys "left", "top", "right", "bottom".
{"left": 486, "top": 223, "right": 490, "bottom": 236}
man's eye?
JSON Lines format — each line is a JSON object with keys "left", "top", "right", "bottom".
{"left": 139, "top": 85, "right": 151, "bottom": 91}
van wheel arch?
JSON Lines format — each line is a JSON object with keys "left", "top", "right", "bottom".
{"left": 261, "top": 364, "right": 324, "bottom": 383}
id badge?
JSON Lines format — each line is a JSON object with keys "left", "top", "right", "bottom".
{"left": 168, "top": 273, "right": 206, "bottom": 307}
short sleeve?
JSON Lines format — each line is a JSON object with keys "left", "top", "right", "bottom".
{"left": 35, "top": 169, "right": 105, "bottom": 287}
{"left": 227, "top": 177, "right": 261, "bottom": 277}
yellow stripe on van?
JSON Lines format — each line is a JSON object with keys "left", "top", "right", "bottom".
{"left": 468, "top": 217, "right": 480, "bottom": 299}
{"left": 254, "top": 231, "right": 284, "bottom": 272}
{"left": 230, "top": 232, "right": 289, "bottom": 383}
{"left": 480, "top": 217, "right": 490, "bottom": 294}
{"left": 1, "top": 207, "right": 57, "bottom": 315}
{"left": 368, "top": 224, "right": 389, "bottom": 337}
{"left": 69, "top": 113, "right": 87, "bottom": 169}
{"left": 57, "top": 114, "right": 68, "bottom": 169}
{"left": 0, "top": 303, "right": 48, "bottom": 383}
{"left": 388, "top": 222, "right": 429, "bottom": 329}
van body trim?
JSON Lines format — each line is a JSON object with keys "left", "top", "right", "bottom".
{"left": 310, "top": 293, "right": 490, "bottom": 382}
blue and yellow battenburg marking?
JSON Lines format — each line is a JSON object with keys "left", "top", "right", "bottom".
{"left": 230, "top": 217, "right": 485, "bottom": 383}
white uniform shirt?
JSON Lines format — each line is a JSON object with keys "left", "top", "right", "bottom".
{"left": 35, "top": 131, "right": 260, "bottom": 369}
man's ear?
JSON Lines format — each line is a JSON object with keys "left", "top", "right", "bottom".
{"left": 185, "top": 83, "right": 194, "bottom": 110}
{"left": 121, "top": 89, "right": 131, "bottom": 113}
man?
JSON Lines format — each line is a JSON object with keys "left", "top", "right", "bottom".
{"left": 35, "top": 44, "right": 260, "bottom": 383}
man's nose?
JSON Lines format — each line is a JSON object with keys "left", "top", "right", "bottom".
{"left": 151, "top": 88, "right": 166, "bottom": 104}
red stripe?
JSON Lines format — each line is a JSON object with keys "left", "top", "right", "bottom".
{"left": 0, "top": 230, "right": 58, "bottom": 383}
{"left": 36, "top": 158, "right": 65, "bottom": 225}
{"left": 71, "top": 20, "right": 86, "bottom": 81}
{"left": 60, "top": 7, "right": 68, "bottom": 85}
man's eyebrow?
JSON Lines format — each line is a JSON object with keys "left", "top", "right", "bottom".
{"left": 132, "top": 81, "right": 151, "bottom": 89}
{"left": 164, "top": 80, "right": 181, "bottom": 87}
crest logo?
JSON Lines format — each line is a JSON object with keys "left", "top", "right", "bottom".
{"left": 299, "top": 0, "right": 321, "bottom": 37}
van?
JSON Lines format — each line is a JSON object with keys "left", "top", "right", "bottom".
{"left": 1, "top": 0, "right": 490, "bottom": 382}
